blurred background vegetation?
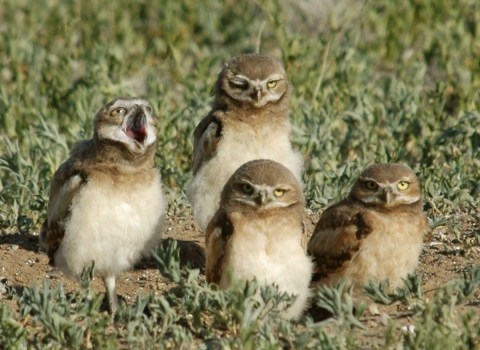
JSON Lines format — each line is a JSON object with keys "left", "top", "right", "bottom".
{"left": 0, "top": 0, "right": 479, "bottom": 231}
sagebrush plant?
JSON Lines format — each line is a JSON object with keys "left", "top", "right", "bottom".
{"left": 1, "top": 0, "right": 480, "bottom": 347}
{"left": 2, "top": 240, "right": 346, "bottom": 348}
{"left": 3, "top": 241, "right": 478, "bottom": 348}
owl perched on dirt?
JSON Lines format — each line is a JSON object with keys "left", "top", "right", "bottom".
{"left": 40, "top": 97, "right": 166, "bottom": 314}
{"left": 187, "top": 53, "right": 303, "bottom": 231}
{"left": 205, "top": 160, "right": 312, "bottom": 320}
{"left": 307, "top": 163, "right": 429, "bottom": 292}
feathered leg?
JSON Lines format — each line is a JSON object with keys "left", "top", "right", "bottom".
{"left": 102, "top": 275, "right": 119, "bottom": 314}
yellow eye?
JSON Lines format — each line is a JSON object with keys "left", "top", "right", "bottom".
{"left": 110, "top": 107, "right": 127, "bottom": 116}
{"left": 397, "top": 181, "right": 409, "bottom": 190}
{"left": 267, "top": 81, "right": 277, "bottom": 88}
{"left": 366, "top": 181, "right": 377, "bottom": 190}
{"left": 274, "top": 189, "right": 285, "bottom": 197}
{"left": 242, "top": 184, "right": 254, "bottom": 194}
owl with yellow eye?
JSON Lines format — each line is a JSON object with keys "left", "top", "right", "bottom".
{"left": 187, "top": 53, "right": 303, "bottom": 232}
{"left": 205, "top": 159, "right": 313, "bottom": 320}
{"left": 307, "top": 163, "right": 429, "bottom": 292}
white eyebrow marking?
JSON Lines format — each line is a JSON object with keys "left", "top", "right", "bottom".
{"left": 234, "top": 74, "right": 284, "bottom": 84}
{"left": 361, "top": 176, "right": 413, "bottom": 185}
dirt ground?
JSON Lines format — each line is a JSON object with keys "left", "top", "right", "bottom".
{"left": 1, "top": 207, "right": 479, "bottom": 345}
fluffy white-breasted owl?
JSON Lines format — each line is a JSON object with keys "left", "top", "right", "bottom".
{"left": 307, "top": 163, "right": 429, "bottom": 291}
{"left": 205, "top": 159, "right": 312, "bottom": 319}
{"left": 40, "top": 97, "right": 166, "bottom": 313}
{"left": 187, "top": 53, "right": 303, "bottom": 231}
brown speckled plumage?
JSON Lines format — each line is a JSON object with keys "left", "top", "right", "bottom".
{"left": 308, "top": 163, "right": 429, "bottom": 291}
{"left": 40, "top": 97, "right": 165, "bottom": 314}
{"left": 205, "top": 160, "right": 312, "bottom": 319}
{"left": 187, "top": 54, "right": 303, "bottom": 231}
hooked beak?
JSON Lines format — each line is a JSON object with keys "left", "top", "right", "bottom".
{"left": 255, "top": 190, "right": 268, "bottom": 207}
{"left": 383, "top": 187, "right": 393, "bottom": 206}
{"left": 253, "top": 86, "right": 263, "bottom": 102}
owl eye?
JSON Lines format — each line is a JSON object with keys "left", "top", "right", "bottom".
{"left": 365, "top": 181, "right": 377, "bottom": 190}
{"left": 231, "top": 81, "right": 248, "bottom": 89}
{"left": 397, "top": 181, "right": 409, "bottom": 190}
{"left": 242, "top": 184, "right": 254, "bottom": 194}
{"left": 110, "top": 107, "right": 127, "bottom": 116}
{"left": 274, "top": 189, "right": 285, "bottom": 197}
{"left": 267, "top": 81, "right": 277, "bottom": 88}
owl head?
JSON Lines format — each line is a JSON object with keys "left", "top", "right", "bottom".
{"left": 94, "top": 97, "right": 157, "bottom": 154}
{"left": 221, "top": 159, "right": 304, "bottom": 212}
{"left": 215, "top": 54, "right": 291, "bottom": 109}
{"left": 349, "top": 163, "right": 423, "bottom": 209}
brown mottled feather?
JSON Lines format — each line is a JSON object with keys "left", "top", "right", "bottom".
{"left": 191, "top": 111, "right": 223, "bottom": 175}
{"left": 40, "top": 140, "right": 91, "bottom": 265}
{"left": 205, "top": 209, "right": 234, "bottom": 284}
{"left": 307, "top": 201, "right": 374, "bottom": 281}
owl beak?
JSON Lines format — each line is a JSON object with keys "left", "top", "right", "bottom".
{"left": 255, "top": 190, "right": 268, "bottom": 207}
{"left": 383, "top": 188, "right": 393, "bottom": 206}
{"left": 126, "top": 108, "right": 148, "bottom": 145}
{"left": 253, "top": 86, "right": 263, "bottom": 102}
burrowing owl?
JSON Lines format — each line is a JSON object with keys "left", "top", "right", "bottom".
{"left": 40, "top": 97, "right": 166, "bottom": 313}
{"left": 205, "top": 159, "right": 312, "bottom": 319}
{"left": 187, "top": 53, "right": 303, "bottom": 231}
{"left": 307, "top": 163, "right": 428, "bottom": 291}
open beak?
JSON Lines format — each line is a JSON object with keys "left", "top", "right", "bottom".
{"left": 125, "top": 107, "right": 148, "bottom": 145}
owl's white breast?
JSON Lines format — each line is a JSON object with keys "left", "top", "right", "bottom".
{"left": 219, "top": 121, "right": 302, "bottom": 178}
{"left": 54, "top": 171, "right": 165, "bottom": 278}
{"left": 331, "top": 211, "right": 424, "bottom": 289}
{"left": 188, "top": 121, "right": 303, "bottom": 231}
{"left": 220, "top": 212, "right": 313, "bottom": 319}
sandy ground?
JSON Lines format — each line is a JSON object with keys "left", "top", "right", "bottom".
{"left": 1, "top": 207, "right": 479, "bottom": 345}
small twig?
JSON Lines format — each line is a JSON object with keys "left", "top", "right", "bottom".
{"left": 383, "top": 301, "right": 401, "bottom": 313}
{"left": 423, "top": 286, "right": 441, "bottom": 294}
{"left": 382, "top": 285, "right": 441, "bottom": 313}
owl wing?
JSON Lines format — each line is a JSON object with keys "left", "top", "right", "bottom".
{"left": 205, "top": 209, "right": 234, "bottom": 284}
{"left": 307, "top": 201, "right": 373, "bottom": 281}
{"left": 192, "top": 111, "right": 223, "bottom": 175}
{"left": 40, "top": 144, "right": 88, "bottom": 265}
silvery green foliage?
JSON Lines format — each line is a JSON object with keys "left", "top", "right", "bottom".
{"left": 13, "top": 269, "right": 115, "bottom": 349}
{"left": 363, "top": 274, "right": 424, "bottom": 307}
{"left": 315, "top": 280, "right": 366, "bottom": 330}
{"left": 1, "top": 244, "right": 479, "bottom": 348}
